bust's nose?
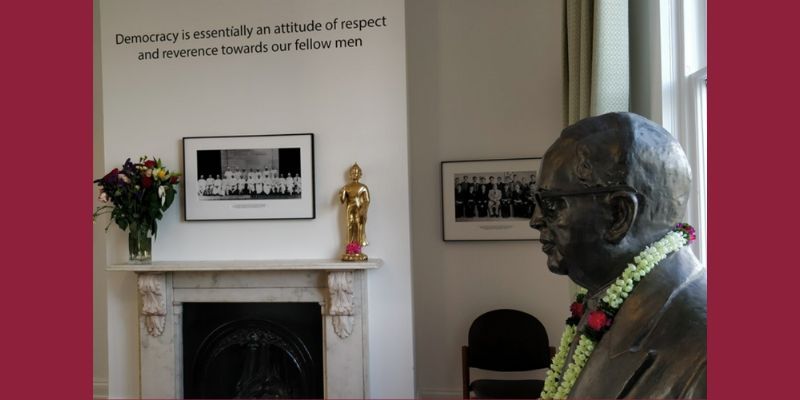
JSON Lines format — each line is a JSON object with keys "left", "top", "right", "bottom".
{"left": 530, "top": 206, "right": 544, "bottom": 231}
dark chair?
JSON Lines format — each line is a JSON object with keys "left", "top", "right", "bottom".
{"left": 462, "top": 309, "right": 553, "bottom": 399}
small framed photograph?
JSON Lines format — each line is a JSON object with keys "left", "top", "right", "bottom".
{"left": 183, "top": 133, "right": 315, "bottom": 221}
{"left": 441, "top": 158, "right": 541, "bottom": 241}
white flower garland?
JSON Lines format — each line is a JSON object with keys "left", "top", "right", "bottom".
{"left": 540, "top": 230, "right": 689, "bottom": 399}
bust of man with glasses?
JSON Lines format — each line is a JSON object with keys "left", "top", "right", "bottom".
{"left": 530, "top": 112, "right": 706, "bottom": 399}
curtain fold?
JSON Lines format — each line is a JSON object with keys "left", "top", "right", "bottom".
{"left": 564, "top": 0, "right": 629, "bottom": 126}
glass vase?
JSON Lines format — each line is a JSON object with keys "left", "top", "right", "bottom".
{"left": 128, "top": 224, "right": 152, "bottom": 264}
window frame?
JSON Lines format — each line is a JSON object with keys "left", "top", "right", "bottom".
{"left": 658, "top": 0, "right": 707, "bottom": 264}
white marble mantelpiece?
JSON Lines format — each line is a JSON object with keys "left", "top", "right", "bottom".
{"left": 107, "top": 258, "right": 383, "bottom": 272}
{"left": 108, "top": 259, "right": 381, "bottom": 399}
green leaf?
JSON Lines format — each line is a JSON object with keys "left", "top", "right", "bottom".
{"left": 163, "top": 187, "right": 176, "bottom": 209}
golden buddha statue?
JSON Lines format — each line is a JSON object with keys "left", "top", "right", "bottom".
{"left": 339, "top": 163, "right": 370, "bottom": 261}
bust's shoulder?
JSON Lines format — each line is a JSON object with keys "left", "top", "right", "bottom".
{"left": 637, "top": 248, "right": 706, "bottom": 331}
{"left": 634, "top": 250, "right": 707, "bottom": 395}
{"left": 575, "top": 250, "right": 707, "bottom": 398}
{"left": 659, "top": 248, "right": 707, "bottom": 308}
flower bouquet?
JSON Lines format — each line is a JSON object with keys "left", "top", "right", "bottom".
{"left": 93, "top": 156, "right": 181, "bottom": 264}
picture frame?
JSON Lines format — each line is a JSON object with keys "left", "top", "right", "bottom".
{"left": 183, "top": 133, "right": 315, "bottom": 221}
{"left": 441, "top": 157, "right": 541, "bottom": 241}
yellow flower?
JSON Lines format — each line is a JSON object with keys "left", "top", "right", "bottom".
{"left": 153, "top": 168, "right": 168, "bottom": 181}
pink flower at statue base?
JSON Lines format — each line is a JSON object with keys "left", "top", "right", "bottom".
{"left": 346, "top": 242, "right": 362, "bottom": 254}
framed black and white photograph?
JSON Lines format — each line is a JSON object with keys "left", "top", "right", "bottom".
{"left": 183, "top": 133, "right": 315, "bottom": 221}
{"left": 441, "top": 158, "right": 541, "bottom": 241}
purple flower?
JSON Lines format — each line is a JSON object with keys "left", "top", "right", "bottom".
{"left": 123, "top": 158, "right": 136, "bottom": 173}
{"left": 674, "top": 223, "right": 697, "bottom": 243}
{"left": 100, "top": 168, "right": 119, "bottom": 184}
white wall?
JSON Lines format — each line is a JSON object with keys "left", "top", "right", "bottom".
{"left": 93, "top": 1, "right": 109, "bottom": 398}
{"left": 406, "top": 1, "right": 570, "bottom": 396}
{"left": 97, "top": 0, "right": 413, "bottom": 397}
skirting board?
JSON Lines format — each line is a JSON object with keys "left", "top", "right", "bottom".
{"left": 417, "top": 387, "right": 462, "bottom": 398}
{"left": 93, "top": 380, "right": 108, "bottom": 400}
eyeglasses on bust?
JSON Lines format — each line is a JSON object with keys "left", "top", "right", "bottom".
{"left": 534, "top": 185, "right": 638, "bottom": 219}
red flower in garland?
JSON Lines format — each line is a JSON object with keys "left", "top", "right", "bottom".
{"left": 144, "top": 160, "right": 157, "bottom": 168}
{"left": 587, "top": 310, "right": 611, "bottom": 331}
{"left": 169, "top": 175, "right": 180, "bottom": 184}
{"left": 570, "top": 302, "right": 585, "bottom": 318}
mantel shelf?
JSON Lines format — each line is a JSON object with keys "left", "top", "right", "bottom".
{"left": 107, "top": 258, "right": 383, "bottom": 272}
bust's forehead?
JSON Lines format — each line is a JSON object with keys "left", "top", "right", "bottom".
{"left": 538, "top": 137, "right": 584, "bottom": 191}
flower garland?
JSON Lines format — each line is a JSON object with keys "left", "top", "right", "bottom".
{"left": 540, "top": 224, "right": 696, "bottom": 399}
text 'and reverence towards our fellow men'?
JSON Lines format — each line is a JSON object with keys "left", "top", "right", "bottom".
{"left": 113, "top": 17, "right": 389, "bottom": 61}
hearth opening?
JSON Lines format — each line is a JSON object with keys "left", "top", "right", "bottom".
{"left": 183, "top": 302, "right": 323, "bottom": 399}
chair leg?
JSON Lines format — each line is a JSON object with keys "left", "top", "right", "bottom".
{"left": 462, "top": 345, "right": 470, "bottom": 399}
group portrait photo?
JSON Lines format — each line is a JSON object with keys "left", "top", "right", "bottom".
{"left": 196, "top": 148, "right": 303, "bottom": 201}
{"left": 453, "top": 171, "right": 537, "bottom": 222}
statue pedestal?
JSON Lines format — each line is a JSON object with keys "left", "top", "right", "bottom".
{"left": 342, "top": 252, "right": 368, "bottom": 261}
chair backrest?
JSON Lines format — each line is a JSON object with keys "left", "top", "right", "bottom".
{"left": 467, "top": 309, "right": 550, "bottom": 371}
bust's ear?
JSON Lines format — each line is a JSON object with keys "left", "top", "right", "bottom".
{"left": 605, "top": 191, "right": 638, "bottom": 243}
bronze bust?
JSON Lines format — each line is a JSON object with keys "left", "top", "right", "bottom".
{"left": 531, "top": 112, "right": 706, "bottom": 398}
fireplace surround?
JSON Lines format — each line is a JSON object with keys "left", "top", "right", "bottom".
{"left": 108, "top": 259, "right": 381, "bottom": 399}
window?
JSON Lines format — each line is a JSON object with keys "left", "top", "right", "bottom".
{"left": 658, "top": 0, "right": 707, "bottom": 264}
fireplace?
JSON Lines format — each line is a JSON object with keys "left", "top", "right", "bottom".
{"left": 107, "top": 259, "right": 381, "bottom": 399}
{"left": 183, "top": 303, "right": 323, "bottom": 399}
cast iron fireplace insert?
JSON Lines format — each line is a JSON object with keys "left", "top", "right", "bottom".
{"left": 182, "top": 302, "right": 323, "bottom": 399}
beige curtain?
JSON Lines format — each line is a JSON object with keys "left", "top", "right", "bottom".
{"left": 564, "top": 0, "right": 629, "bottom": 126}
